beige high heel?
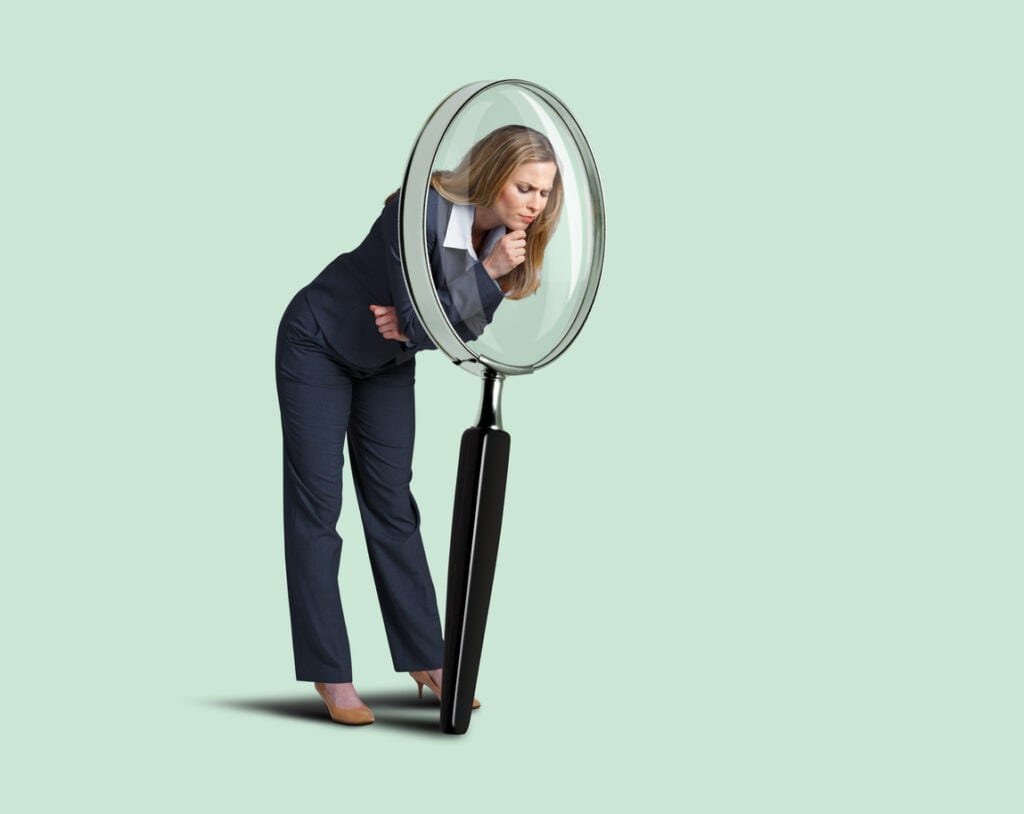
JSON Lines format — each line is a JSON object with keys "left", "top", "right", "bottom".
{"left": 314, "top": 682, "right": 375, "bottom": 725}
{"left": 409, "top": 671, "right": 481, "bottom": 709}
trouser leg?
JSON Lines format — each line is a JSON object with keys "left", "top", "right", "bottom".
{"left": 276, "top": 307, "right": 355, "bottom": 683}
{"left": 346, "top": 357, "right": 445, "bottom": 672}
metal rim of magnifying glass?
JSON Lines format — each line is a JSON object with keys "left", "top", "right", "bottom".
{"left": 399, "top": 78, "right": 606, "bottom": 378}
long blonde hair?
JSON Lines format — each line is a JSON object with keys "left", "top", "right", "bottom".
{"left": 386, "top": 125, "right": 562, "bottom": 300}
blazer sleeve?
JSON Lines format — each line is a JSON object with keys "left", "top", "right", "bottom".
{"left": 382, "top": 195, "right": 504, "bottom": 352}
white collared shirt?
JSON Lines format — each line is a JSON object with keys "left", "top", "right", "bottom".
{"left": 443, "top": 204, "right": 509, "bottom": 296}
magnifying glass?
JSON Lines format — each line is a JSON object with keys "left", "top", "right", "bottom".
{"left": 398, "top": 79, "right": 605, "bottom": 734}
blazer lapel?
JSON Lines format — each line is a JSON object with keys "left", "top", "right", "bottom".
{"left": 433, "top": 192, "right": 475, "bottom": 283}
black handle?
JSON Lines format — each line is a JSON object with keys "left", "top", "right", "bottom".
{"left": 440, "top": 426, "right": 511, "bottom": 734}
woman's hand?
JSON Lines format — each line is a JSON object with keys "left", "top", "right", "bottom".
{"left": 482, "top": 230, "right": 527, "bottom": 280}
{"left": 369, "top": 304, "right": 408, "bottom": 342}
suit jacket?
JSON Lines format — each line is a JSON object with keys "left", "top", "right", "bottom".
{"left": 303, "top": 187, "right": 506, "bottom": 372}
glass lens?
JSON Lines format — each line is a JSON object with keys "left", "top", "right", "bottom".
{"left": 419, "top": 82, "right": 602, "bottom": 370}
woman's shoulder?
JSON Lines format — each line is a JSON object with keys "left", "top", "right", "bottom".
{"left": 425, "top": 186, "right": 453, "bottom": 241}
{"left": 381, "top": 185, "right": 451, "bottom": 245}
{"left": 426, "top": 185, "right": 444, "bottom": 217}
{"left": 383, "top": 185, "right": 445, "bottom": 215}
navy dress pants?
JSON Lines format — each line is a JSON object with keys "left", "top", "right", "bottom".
{"left": 275, "top": 288, "right": 444, "bottom": 683}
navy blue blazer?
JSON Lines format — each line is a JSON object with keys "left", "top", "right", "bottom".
{"left": 303, "top": 187, "right": 507, "bottom": 372}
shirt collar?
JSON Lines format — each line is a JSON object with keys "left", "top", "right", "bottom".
{"left": 443, "top": 203, "right": 507, "bottom": 261}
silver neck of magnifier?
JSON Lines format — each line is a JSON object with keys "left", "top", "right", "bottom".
{"left": 475, "top": 368, "right": 505, "bottom": 430}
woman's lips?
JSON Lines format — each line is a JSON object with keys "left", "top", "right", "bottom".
{"left": 521, "top": 215, "right": 534, "bottom": 223}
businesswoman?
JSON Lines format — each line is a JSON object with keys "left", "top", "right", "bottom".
{"left": 275, "top": 125, "right": 563, "bottom": 725}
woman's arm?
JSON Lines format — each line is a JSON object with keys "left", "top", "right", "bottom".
{"left": 381, "top": 195, "right": 505, "bottom": 350}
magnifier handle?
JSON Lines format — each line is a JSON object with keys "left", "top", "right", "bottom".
{"left": 441, "top": 426, "right": 511, "bottom": 734}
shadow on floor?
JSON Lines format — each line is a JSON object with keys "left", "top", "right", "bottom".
{"left": 204, "top": 690, "right": 471, "bottom": 736}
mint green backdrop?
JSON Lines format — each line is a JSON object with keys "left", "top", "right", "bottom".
{"left": 4, "top": 2, "right": 1020, "bottom": 811}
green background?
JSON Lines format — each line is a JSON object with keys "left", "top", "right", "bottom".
{"left": 3, "top": 1, "right": 1020, "bottom": 811}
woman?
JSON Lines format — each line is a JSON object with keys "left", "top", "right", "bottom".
{"left": 275, "top": 125, "right": 562, "bottom": 725}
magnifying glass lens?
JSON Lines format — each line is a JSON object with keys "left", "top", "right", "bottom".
{"left": 404, "top": 81, "right": 604, "bottom": 374}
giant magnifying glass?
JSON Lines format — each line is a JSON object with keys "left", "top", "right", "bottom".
{"left": 398, "top": 79, "right": 604, "bottom": 734}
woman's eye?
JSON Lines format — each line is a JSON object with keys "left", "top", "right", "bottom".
{"left": 517, "top": 186, "right": 529, "bottom": 193}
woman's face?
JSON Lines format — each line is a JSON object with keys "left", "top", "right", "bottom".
{"left": 489, "top": 161, "right": 558, "bottom": 231}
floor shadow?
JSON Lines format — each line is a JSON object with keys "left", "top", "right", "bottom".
{"left": 210, "top": 695, "right": 324, "bottom": 723}
{"left": 360, "top": 690, "right": 438, "bottom": 710}
{"left": 202, "top": 690, "right": 470, "bottom": 737}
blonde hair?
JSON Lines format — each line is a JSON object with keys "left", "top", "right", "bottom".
{"left": 387, "top": 125, "right": 562, "bottom": 300}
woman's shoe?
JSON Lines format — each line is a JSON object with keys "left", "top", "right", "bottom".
{"left": 314, "top": 682, "right": 375, "bottom": 725}
{"left": 409, "top": 671, "right": 481, "bottom": 709}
